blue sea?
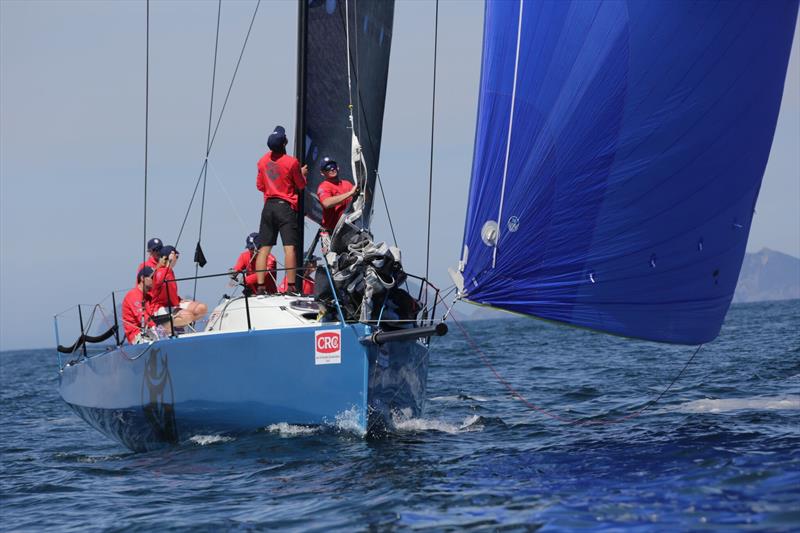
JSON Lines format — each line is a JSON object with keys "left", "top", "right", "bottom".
{"left": 1, "top": 299, "right": 798, "bottom": 531}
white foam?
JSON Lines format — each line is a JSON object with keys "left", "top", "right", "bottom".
{"left": 674, "top": 395, "right": 800, "bottom": 413}
{"left": 189, "top": 434, "right": 235, "bottom": 445}
{"left": 391, "top": 413, "right": 485, "bottom": 434}
{"left": 333, "top": 406, "right": 366, "bottom": 436}
{"left": 265, "top": 423, "right": 319, "bottom": 437}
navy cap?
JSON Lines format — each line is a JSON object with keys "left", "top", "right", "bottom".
{"left": 267, "top": 125, "right": 288, "bottom": 151}
{"left": 159, "top": 245, "right": 177, "bottom": 258}
{"left": 246, "top": 232, "right": 260, "bottom": 250}
{"left": 147, "top": 238, "right": 163, "bottom": 252}
{"left": 320, "top": 157, "right": 338, "bottom": 171}
{"left": 137, "top": 266, "right": 154, "bottom": 281}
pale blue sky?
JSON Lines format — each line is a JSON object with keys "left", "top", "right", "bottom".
{"left": 1, "top": 1, "right": 798, "bottom": 350}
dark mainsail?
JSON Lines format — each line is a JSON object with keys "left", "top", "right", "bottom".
{"left": 298, "top": 0, "right": 394, "bottom": 228}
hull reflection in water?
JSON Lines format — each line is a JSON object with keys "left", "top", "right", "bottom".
{"left": 59, "top": 323, "right": 429, "bottom": 452}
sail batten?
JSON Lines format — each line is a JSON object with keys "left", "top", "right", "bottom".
{"left": 461, "top": 0, "right": 798, "bottom": 344}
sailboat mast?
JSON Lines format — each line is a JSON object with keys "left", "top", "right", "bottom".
{"left": 294, "top": 0, "right": 308, "bottom": 261}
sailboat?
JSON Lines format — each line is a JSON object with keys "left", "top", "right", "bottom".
{"left": 56, "top": 0, "right": 798, "bottom": 452}
{"left": 57, "top": 0, "right": 445, "bottom": 452}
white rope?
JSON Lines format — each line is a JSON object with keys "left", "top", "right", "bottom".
{"left": 344, "top": 0, "right": 355, "bottom": 128}
{"left": 493, "top": 0, "right": 525, "bottom": 268}
{"left": 343, "top": 0, "right": 368, "bottom": 210}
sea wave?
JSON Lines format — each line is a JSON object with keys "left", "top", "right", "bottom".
{"left": 265, "top": 423, "right": 319, "bottom": 437}
{"left": 673, "top": 395, "right": 800, "bottom": 413}
{"left": 391, "top": 413, "right": 489, "bottom": 434}
{"left": 429, "top": 393, "right": 490, "bottom": 402}
{"left": 189, "top": 434, "right": 235, "bottom": 446}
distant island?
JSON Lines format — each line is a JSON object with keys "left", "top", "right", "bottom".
{"left": 733, "top": 248, "right": 800, "bottom": 303}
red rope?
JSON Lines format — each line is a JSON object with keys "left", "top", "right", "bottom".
{"left": 444, "top": 302, "right": 702, "bottom": 426}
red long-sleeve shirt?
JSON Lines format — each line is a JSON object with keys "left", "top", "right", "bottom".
{"left": 256, "top": 151, "right": 306, "bottom": 211}
{"left": 232, "top": 250, "right": 277, "bottom": 293}
{"left": 317, "top": 178, "right": 354, "bottom": 230}
{"left": 150, "top": 266, "right": 180, "bottom": 310}
{"left": 121, "top": 286, "right": 154, "bottom": 343}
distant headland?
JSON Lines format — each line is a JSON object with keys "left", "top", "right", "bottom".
{"left": 734, "top": 248, "right": 800, "bottom": 303}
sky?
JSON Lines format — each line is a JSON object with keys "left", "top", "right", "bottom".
{"left": 1, "top": 1, "right": 798, "bottom": 351}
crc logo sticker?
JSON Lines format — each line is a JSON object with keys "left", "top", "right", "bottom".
{"left": 315, "top": 329, "right": 341, "bottom": 365}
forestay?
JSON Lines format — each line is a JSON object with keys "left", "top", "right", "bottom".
{"left": 300, "top": 0, "right": 394, "bottom": 227}
{"left": 459, "top": 0, "right": 798, "bottom": 344}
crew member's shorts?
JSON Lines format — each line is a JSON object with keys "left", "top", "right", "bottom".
{"left": 259, "top": 198, "right": 300, "bottom": 247}
{"left": 151, "top": 306, "right": 180, "bottom": 325}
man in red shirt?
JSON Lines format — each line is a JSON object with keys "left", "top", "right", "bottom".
{"left": 150, "top": 246, "right": 207, "bottom": 331}
{"left": 122, "top": 267, "right": 155, "bottom": 344}
{"left": 232, "top": 232, "right": 277, "bottom": 294}
{"left": 136, "top": 237, "right": 162, "bottom": 280}
{"left": 255, "top": 125, "right": 307, "bottom": 294}
{"left": 316, "top": 158, "right": 358, "bottom": 232}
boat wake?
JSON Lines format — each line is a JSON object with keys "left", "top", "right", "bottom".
{"left": 390, "top": 413, "right": 499, "bottom": 434}
{"left": 673, "top": 395, "right": 800, "bottom": 413}
{"left": 189, "top": 434, "right": 235, "bottom": 446}
{"left": 266, "top": 423, "right": 320, "bottom": 437}
{"left": 262, "top": 407, "right": 365, "bottom": 438}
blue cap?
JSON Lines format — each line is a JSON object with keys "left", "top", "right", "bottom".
{"left": 159, "top": 245, "right": 177, "bottom": 258}
{"left": 320, "top": 157, "right": 338, "bottom": 171}
{"left": 137, "top": 266, "right": 154, "bottom": 281}
{"left": 267, "top": 125, "right": 287, "bottom": 151}
{"left": 246, "top": 232, "right": 260, "bottom": 250}
{"left": 147, "top": 238, "right": 163, "bottom": 252}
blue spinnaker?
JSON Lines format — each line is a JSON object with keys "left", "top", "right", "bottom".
{"left": 460, "top": 0, "right": 798, "bottom": 344}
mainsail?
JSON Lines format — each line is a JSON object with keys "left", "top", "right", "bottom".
{"left": 299, "top": 0, "right": 395, "bottom": 227}
{"left": 459, "top": 0, "right": 798, "bottom": 344}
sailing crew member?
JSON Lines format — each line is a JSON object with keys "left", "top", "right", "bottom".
{"left": 122, "top": 267, "right": 155, "bottom": 344}
{"left": 136, "top": 237, "right": 163, "bottom": 279}
{"left": 316, "top": 158, "right": 358, "bottom": 246}
{"left": 232, "top": 232, "right": 277, "bottom": 294}
{"left": 150, "top": 245, "right": 207, "bottom": 329}
{"left": 254, "top": 125, "right": 307, "bottom": 294}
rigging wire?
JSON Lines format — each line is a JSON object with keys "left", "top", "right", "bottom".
{"left": 194, "top": 0, "right": 223, "bottom": 300}
{"left": 141, "top": 0, "right": 150, "bottom": 333}
{"left": 344, "top": 0, "right": 355, "bottom": 125}
{"left": 351, "top": 0, "right": 361, "bottom": 142}
{"left": 142, "top": 0, "right": 150, "bottom": 266}
{"left": 175, "top": 0, "right": 262, "bottom": 248}
{"left": 425, "top": 0, "right": 439, "bottom": 283}
{"left": 375, "top": 171, "right": 398, "bottom": 248}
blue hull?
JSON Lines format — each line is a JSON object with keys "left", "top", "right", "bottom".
{"left": 59, "top": 324, "right": 429, "bottom": 451}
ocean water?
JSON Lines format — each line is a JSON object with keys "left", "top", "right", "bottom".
{"left": 1, "top": 299, "right": 798, "bottom": 531}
